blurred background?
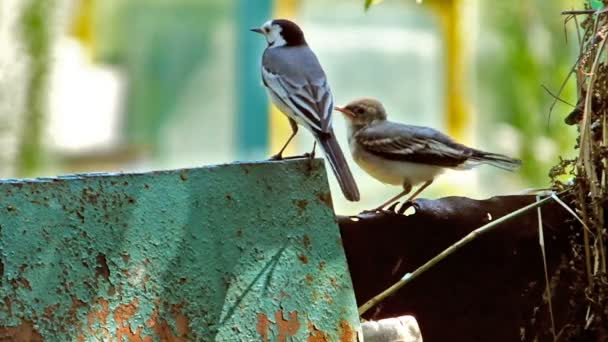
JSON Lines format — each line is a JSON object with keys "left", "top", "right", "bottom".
{"left": 0, "top": 0, "right": 593, "bottom": 213}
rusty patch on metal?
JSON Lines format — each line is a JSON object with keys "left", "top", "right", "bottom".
{"left": 114, "top": 299, "right": 143, "bottom": 342}
{"left": 87, "top": 298, "right": 110, "bottom": 329}
{"left": 256, "top": 313, "right": 271, "bottom": 342}
{"left": 95, "top": 254, "right": 110, "bottom": 283}
{"left": 258, "top": 310, "right": 301, "bottom": 342}
{"left": 44, "top": 304, "right": 60, "bottom": 320}
{"left": 82, "top": 187, "right": 99, "bottom": 205}
{"left": 339, "top": 319, "right": 355, "bottom": 342}
{"left": 276, "top": 310, "right": 300, "bottom": 342}
{"left": 307, "top": 321, "right": 329, "bottom": 342}
{"left": 302, "top": 235, "right": 311, "bottom": 249}
{"left": 0, "top": 321, "right": 43, "bottom": 341}
{"left": 298, "top": 254, "right": 309, "bottom": 264}
{"left": 180, "top": 171, "right": 188, "bottom": 181}
{"left": 146, "top": 301, "right": 190, "bottom": 341}
{"left": 84, "top": 298, "right": 111, "bottom": 341}
{"left": 318, "top": 261, "right": 326, "bottom": 271}
{"left": 10, "top": 276, "right": 31, "bottom": 290}
{"left": 3, "top": 297, "right": 12, "bottom": 316}
{"left": 316, "top": 191, "right": 332, "bottom": 208}
{"left": 294, "top": 199, "right": 308, "bottom": 214}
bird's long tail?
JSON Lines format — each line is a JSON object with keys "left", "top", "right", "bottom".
{"left": 469, "top": 150, "right": 522, "bottom": 171}
{"left": 317, "top": 130, "right": 360, "bottom": 202}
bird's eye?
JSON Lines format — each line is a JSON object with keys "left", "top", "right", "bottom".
{"left": 355, "top": 108, "right": 365, "bottom": 115}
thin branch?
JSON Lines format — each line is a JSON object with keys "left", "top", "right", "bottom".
{"left": 536, "top": 195, "right": 557, "bottom": 341}
{"left": 358, "top": 193, "right": 564, "bottom": 316}
{"left": 577, "top": 182, "right": 594, "bottom": 285}
{"left": 550, "top": 193, "right": 594, "bottom": 236}
{"left": 541, "top": 84, "right": 576, "bottom": 108}
{"left": 561, "top": 10, "right": 596, "bottom": 15}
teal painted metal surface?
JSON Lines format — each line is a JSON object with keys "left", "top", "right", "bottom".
{"left": 235, "top": 0, "right": 272, "bottom": 159}
{"left": 0, "top": 159, "right": 360, "bottom": 341}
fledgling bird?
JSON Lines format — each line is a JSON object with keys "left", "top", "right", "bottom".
{"left": 335, "top": 98, "right": 521, "bottom": 211}
{"left": 251, "top": 19, "right": 360, "bottom": 202}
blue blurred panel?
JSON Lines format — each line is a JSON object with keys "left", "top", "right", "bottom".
{"left": 235, "top": 0, "right": 272, "bottom": 159}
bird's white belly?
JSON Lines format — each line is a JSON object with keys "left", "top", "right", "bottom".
{"left": 266, "top": 89, "right": 307, "bottom": 126}
{"left": 352, "top": 145, "right": 444, "bottom": 187}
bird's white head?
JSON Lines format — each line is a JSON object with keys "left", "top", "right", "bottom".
{"left": 251, "top": 19, "right": 306, "bottom": 48}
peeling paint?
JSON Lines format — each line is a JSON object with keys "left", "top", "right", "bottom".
{"left": 256, "top": 313, "right": 271, "bottom": 342}
{"left": 0, "top": 321, "right": 43, "bottom": 341}
{"left": 0, "top": 160, "right": 359, "bottom": 340}
{"left": 307, "top": 321, "right": 329, "bottom": 342}
{"left": 339, "top": 319, "right": 356, "bottom": 342}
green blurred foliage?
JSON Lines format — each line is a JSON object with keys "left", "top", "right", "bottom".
{"left": 477, "top": 1, "right": 579, "bottom": 186}
{"left": 18, "top": 0, "right": 53, "bottom": 176}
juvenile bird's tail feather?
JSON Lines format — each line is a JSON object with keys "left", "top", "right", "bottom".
{"left": 317, "top": 130, "right": 360, "bottom": 202}
{"left": 468, "top": 150, "right": 522, "bottom": 171}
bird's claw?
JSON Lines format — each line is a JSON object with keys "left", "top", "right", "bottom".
{"left": 395, "top": 201, "right": 415, "bottom": 215}
{"left": 357, "top": 201, "right": 415, "bottom": 217}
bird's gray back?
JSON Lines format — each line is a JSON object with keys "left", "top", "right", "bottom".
{"left": 363, "top": 121, "right": 459, "bottom": 146}
{"left": 262, "top": 46, "right": 327, "bottom": 85}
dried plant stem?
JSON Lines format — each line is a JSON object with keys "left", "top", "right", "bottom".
{"left": 536, "top": 196, "right": 557, "bottom": 341}
{"left": 578, "top": 20, "right": 607, "bottom": 278}
{"left": 358, "top": 194, "right": 559, "bottom": 316}
{"left": 577, "top": 181, "right": 594, "bottom": 285}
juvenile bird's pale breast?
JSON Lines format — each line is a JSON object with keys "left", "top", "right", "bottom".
{"left": 350, "top": 141, "right": 444, "bottom": 186}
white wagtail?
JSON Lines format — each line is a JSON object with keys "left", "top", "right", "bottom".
{"left": 251, "top": 19, "right": 360, "bottom": 202}
{"left": 335, "top": 98, "right": 521, "bottom": 211}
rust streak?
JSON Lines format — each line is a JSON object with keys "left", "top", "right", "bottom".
{"left": 114, "top": 299, "right": 145, "bottom": 342}
{"left": 44, "top": 304, "right": 60, "bottom": 320}
{"left": 307, "top": 321, "right": 329, "bottom": 342}
{"left": 256, "top": 313, "right": 270, "bottom": 342}
{"left": 276, "top": 310, "right": 300, "bottom": 342}
{"left": 0, "top": 321, "right": 43, "bottom": 342}
{"left": 146, "top": 300, "right": 188, "bottom": 342}
{"left": 339, "top": 319, "right": 355, "bottom": 342}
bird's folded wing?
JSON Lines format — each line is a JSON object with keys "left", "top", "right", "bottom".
{"left": 356, "top": 124, "right": 472, "bottom": 167}
{"left": 262, "top": 66, "right": 332, "bottom": 133}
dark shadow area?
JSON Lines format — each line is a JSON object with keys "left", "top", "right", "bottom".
{"left": 340, "top": 194, "right": 578, "bottom": 342}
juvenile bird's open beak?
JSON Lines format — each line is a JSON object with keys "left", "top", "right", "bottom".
{"left": 250, "top": 28, "right": 264, "bottom": 34}
{"left": 335, "top": 106, "right": 354, "bottom": 118}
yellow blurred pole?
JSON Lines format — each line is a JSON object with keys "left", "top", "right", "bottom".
{"left": 69, "top": 0, "right": 96, "bottom": 59}
{"left": 269, "top": 0, "right": 300, "bottom": 155}
{"left": 426, "top": 0, "right": 472, "bottom": 144}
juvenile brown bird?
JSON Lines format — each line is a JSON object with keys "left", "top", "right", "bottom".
{"left": 335, "top": 98, "right": 521, "bottom": 211}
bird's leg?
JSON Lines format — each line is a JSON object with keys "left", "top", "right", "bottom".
{"left": 403, "top": 180, "right": 433, "bottom": 204}
{"left": 362, "top": 183, "right": 413, "bottom": 214}
{"left": 307, "top": 141, "right": 317, "bottom": 160}
{"left": 269, "top": 118, "right": 298, "bottom": 160}
{"left": 303, "top": 141, "right": 317, "bottom": 170}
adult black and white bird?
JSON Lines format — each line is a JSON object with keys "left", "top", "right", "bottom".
{"left": 251, "top": 19, "right": 360, "bottom": 202}
{"left": 335, "top": 98, "right": 521, "bottom": 211}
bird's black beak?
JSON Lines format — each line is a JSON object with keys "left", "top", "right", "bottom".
{"left": 250, "top": 28, "right": 264, "bottom": 34}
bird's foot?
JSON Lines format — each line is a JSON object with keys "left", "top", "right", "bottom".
{"left": 393, "top": 200, "right": 415, "bottom": 215}
{"left": 358, "top": 201, "right": 415, "bottom": 217}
